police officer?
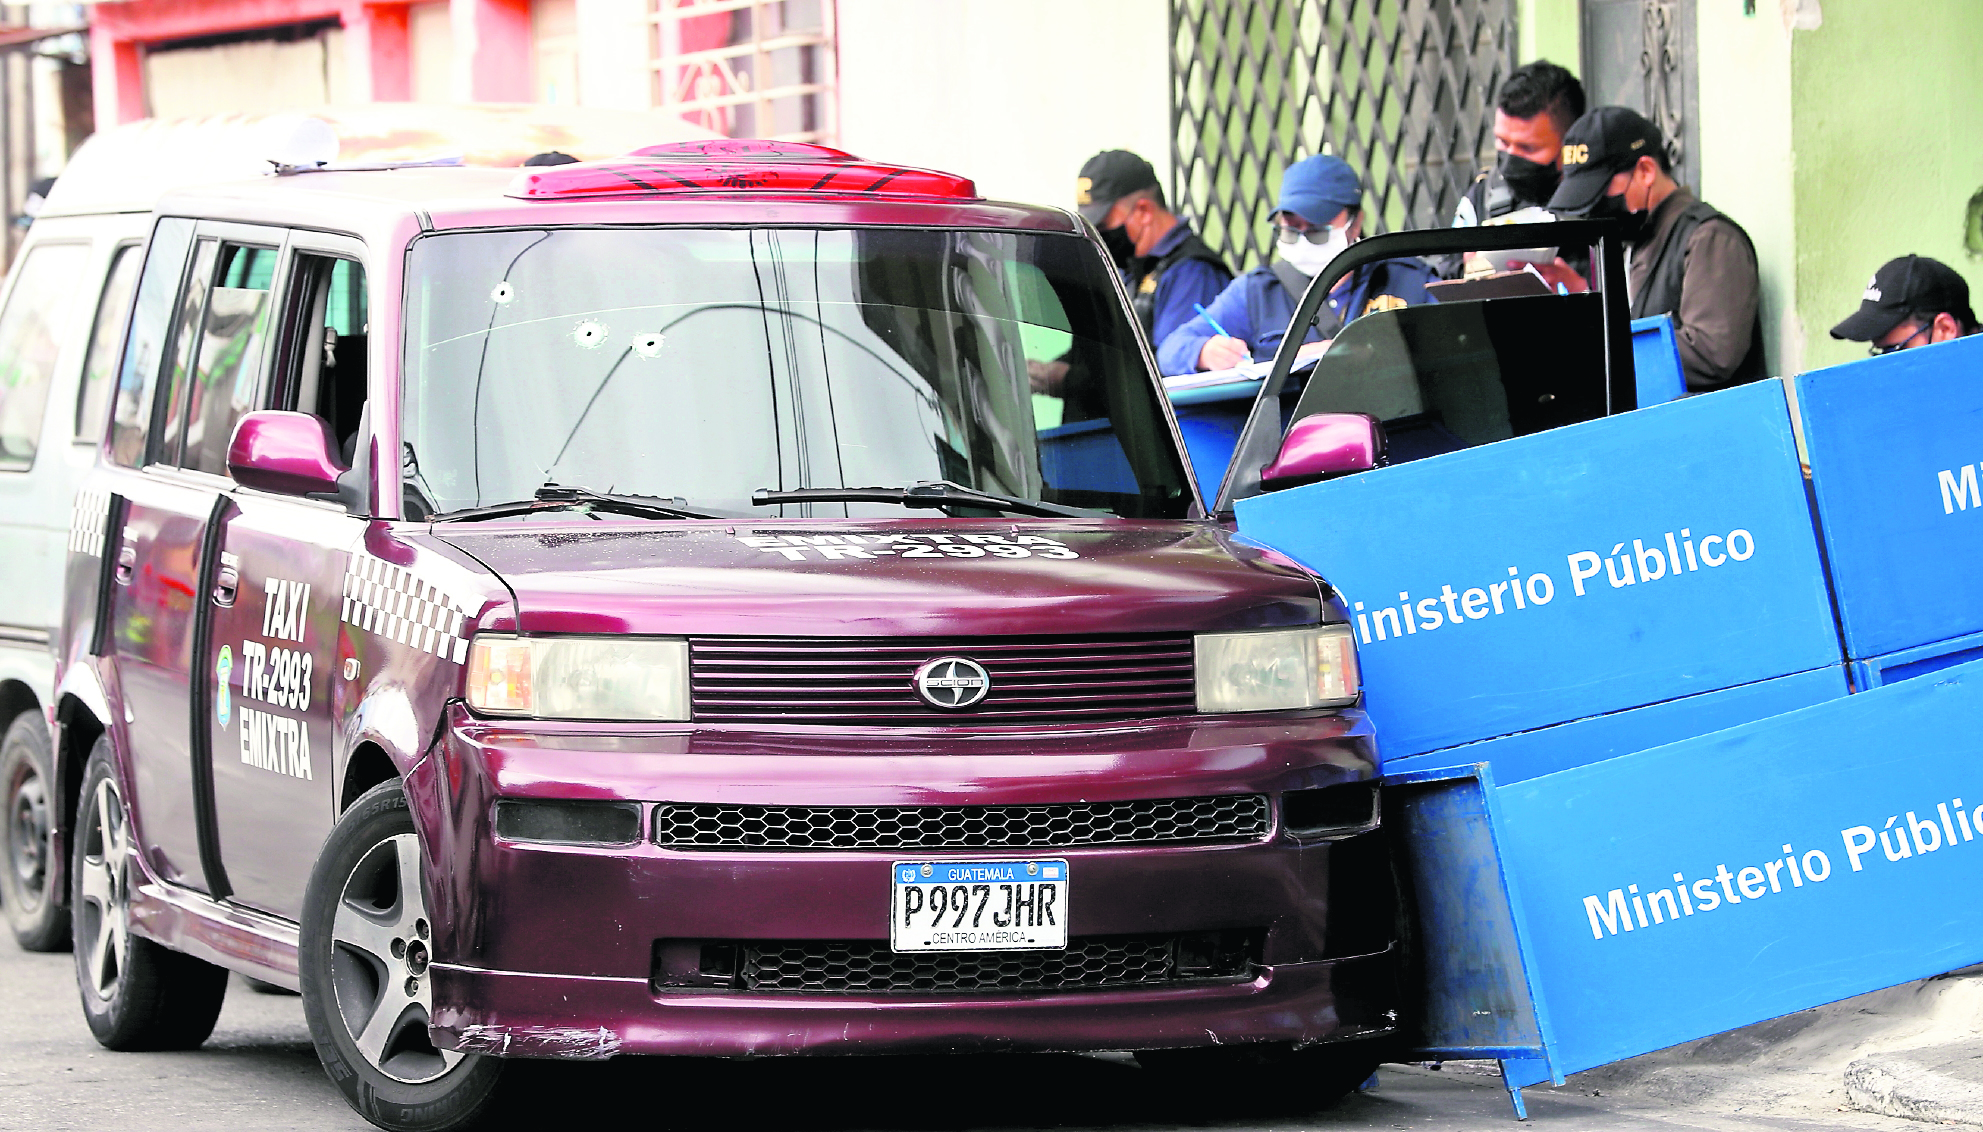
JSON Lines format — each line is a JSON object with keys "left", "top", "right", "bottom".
{"left": 1453, "top": 60, "right": 1585, "bottom": 228}
{"left": 1075, "top": 150, "right": 1233, "bottom": 346}
{"left": 1547, "top": 107, "right": 1765, "bottom": 391}
{"left": 1830, "top": 255, "right": 1981, "bottom": 354}
{"left": 1158, "top": 155, "right": 1437, "bottom": 374}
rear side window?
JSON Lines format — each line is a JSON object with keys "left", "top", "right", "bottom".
{"left": 179, "top": 243, "right": 276, "bottom": 475}
{"left": 111, "top": 217, "right": 195, "bottom": 467}
{"left": 0, "top": 242, "right": 90, "bottom": 469}
{"left": 74, "top": 244, "right": 142, "bottom": 443}
{"left": 152, "top": 238, "right": 219, "bottom": 467}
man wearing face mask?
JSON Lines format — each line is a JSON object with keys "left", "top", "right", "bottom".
{"left": 1453, "top": 59, "right": 1584, "bottom": 228}
{"left": 1547, "top": 106, "right": 1765, "bottom": 391}
{"left": 1829, "top": 255, "right": 1980, "bottom": 355}
{"left": 1158, "top": 154, "right": 1436, "bottom": 374}
{"left": 1074, "top": 150, "right": 1232, "bottom": 346}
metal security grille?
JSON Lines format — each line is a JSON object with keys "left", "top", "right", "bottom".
{"left": 651, "top": 0, "right": 837, "bottom": 142}
{"left": 1582, "top": 0, "right": 1698, "bottom": 192}
{"left": 653, "top": 794, "right": 1271, "bottom": 851}
{"left": 1170, "top": 0, "right": 1517, "bottom": 272}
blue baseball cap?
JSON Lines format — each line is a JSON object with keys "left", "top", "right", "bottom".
{"left": 1276, "top": 155, "right": 1361, "bottom": 225}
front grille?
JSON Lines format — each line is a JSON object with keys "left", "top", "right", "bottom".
{"left": 732, "top": 933, "right": 1256, "bottom": 993}
{"left": 653, "top": 794, "right": 1269, "bottom": 851}
{"left": 688, "top": 634, "right": 1197, "bottom": 725}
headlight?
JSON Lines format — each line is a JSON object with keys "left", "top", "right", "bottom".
{"left": 465, "top": 635, "right": 690, "bottom": 721}
{"left": 1194, "top": 625, "right": 1359, "bottom": 713}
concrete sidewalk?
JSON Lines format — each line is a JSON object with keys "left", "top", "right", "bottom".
{"left": 1846, "top": 1042, "right": 1983, "bottom": 1125}
{"left": 1546, "top": 965, "right": 1983, "bottom": 1126}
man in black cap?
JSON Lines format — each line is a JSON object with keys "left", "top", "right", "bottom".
{"left": 1830, "top": 255, "right": 1980, "bottom": 354}
{"left": 1074, "top": 150, "right": 1232, "bottom": 347}
{"left": 1548, "top": 106, "right": 1765, "bottom": 391}
{"left": 1453, "top": 60, "right": 1585, "bottom": 228}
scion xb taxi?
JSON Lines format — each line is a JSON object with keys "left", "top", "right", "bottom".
{"left": 52, "top": 140, "right": 1394, "bottom": 1131}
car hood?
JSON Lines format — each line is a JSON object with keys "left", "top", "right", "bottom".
{"left": 424, "top": 518, "right": 1323, "bottom": 637}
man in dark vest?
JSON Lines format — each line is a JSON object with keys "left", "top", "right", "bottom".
{"left": 1547, "top": 106, "right": 1766, "bottom": 391}
{"left": 1452, "top": 59, "right": 1585, "bottom": 228}
{"left": 1075, "top": 150, "right": 1232, "bottom": 346}
{"left": 1032, "top": 151, "right": 1231, "bottom": 406}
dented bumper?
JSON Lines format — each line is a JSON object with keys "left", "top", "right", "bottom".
{"left": 411, "top": 707, "right": 1398, "bottom": 1058}
{"left": 426, "top": 950, "right": 1399, "bottom": 1059}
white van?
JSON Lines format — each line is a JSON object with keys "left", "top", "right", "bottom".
{"left": 0, "top": 106, "right": 713, "bottom": 950}
{"left": 0, "top": 188, "right": 149, "bottom": 950}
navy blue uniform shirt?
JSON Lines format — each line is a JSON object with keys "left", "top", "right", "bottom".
{"left": 1157, "top": 255, "right": 1438, "bottom": 374}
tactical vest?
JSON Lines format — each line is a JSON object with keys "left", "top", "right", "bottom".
{"left": 1471, "top": 165, "right": 1522, "bottom": 222}
{"left": 1128, "top": 229, "right": 1231, "bottom": 337}
{"left": 1632, "top": 200, "right": 1768, "bottom": 386}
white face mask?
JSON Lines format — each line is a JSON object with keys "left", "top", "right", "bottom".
{"left": 1279, "top": 224, "right": 1351, "bottom": 276}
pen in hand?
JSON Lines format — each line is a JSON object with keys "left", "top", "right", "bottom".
{"left": 1194, "top": 303, "right": 1253, "bottom": 366}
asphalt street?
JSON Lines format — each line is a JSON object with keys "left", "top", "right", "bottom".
{"left": 0, "top": 940, "right": 1942, "bottom": 1132}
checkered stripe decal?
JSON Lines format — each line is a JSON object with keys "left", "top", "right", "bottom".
{"left": 69, "top": 487, "right": 111, "bottom": 556}
{"left": 341, "top": 554, "right": 474, "bottom": 665}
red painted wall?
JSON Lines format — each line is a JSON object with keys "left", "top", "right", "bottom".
{"left": 88, "top": 0, "right": 534, "bottom": 124}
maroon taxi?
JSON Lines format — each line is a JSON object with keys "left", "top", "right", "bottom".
{"left": 51, "top": 141, "right": 1393, "bottom": 1131}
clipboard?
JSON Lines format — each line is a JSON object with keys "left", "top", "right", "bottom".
{"left": 1427, "top": 268, "right": 1557, "bottom": 303}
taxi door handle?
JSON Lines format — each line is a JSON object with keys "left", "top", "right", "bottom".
{"left": 114, "top": 544, "right": 136, "bottom": 585}
{"left": 212, "top": 563, "right": 238, "bottom": 608}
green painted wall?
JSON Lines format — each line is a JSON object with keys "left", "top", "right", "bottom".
{"left": 1697, "top": 0, "right": 1796, "bottom": 375}
{"left": 1520, "top": 0, "right": 1581, "bottom": 74}
{"left": 1791, "top": 0, "right": 1983, "bottom": 370}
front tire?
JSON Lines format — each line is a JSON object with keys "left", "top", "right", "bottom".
{"left": 3, "top": 712, "right": 68, "bottom": 951}
{"left": 300, "top": 779, "right": 506, "bottom": 1132}
{"left": 71, "top": 738, "right": 229, "bottom": 1049}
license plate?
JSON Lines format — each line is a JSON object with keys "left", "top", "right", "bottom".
{"left": 890, "top": 859, "right": 1068, "bottom": 952}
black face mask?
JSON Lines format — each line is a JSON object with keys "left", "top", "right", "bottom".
{"left": 1588, "top": 190, "right": 1654, "bottom": 243}
{"left": 1098, "top": 222, "right": 1136, "bottom": 271}
{"left": 1496, "top": 150, "right": 1560, "bottom": 207}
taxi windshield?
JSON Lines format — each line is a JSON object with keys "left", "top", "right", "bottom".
{"left": 400, "top": 226, "right": 1191, "bottom": 520}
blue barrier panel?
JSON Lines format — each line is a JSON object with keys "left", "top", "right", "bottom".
{"left": 1852, "top": 627, "right": 1983, "bottom": 690}
{"left": 1235, "top": 381, "right": 1841, "bottom": 759}
{"left": 1167, "top": 378, "right": 1257, "bottom": 491}
{"left": 1037, "top": 418, "right": 1139, "bottom": 494}
{"left": 1387, "top": 770, "right": 1551, "bottom": 1060}
{"left": 1484, "top": 657, "right": 1983, "bottom": 1090}
{"left": 1630, "top": 314, "right": 1686, "bottom": 407}
{"left": 1382, "top": 665, "right": 1847, "bottom": 786}
{"left": 1796, "top": 335, "right": 1983, "bottom": 660}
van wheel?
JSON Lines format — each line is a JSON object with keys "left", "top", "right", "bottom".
{"left": 71, "top": 738, "right": 229, "bottom": 1049}
{"left": 1134, "top": 1041, "right": 1383, "bottom": 1112}
{"left": 3, "top": 712, "right": 68, "bottom": 951}
{"left": 301, "top": 779, "right": 506, "bottom": 1132}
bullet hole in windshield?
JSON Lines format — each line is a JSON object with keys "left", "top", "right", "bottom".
{"left": 633, "top": 333, "right": 666, "bottom": 358}
{"left": 573, "top": 319, "right": 607, "bottom": 349}
{"left": 490, "top": 281, "right": 515, "bottom": 304}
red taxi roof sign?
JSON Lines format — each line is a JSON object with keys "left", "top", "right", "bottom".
{"left": 506, "top": 139, "right": 980, "bottom": 202}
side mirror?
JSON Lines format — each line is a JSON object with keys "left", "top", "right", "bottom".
{"left": 1259, "top": 412, "right": 1383, "bottom": 490}
{"left": 228, "top": 410, "right": 345, "bottom": 496}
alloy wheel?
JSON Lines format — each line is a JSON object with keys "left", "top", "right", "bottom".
{"left": 328, "top": 833, "right": 461, "bottom": 1084}
{"left": 75, "top": 778, "right": 131, "bottom": 1000}
{"left": 7, "top": 761, "right": 49, "bottom": 907}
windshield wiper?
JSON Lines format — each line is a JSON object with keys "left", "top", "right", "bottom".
{"left": 751, "top": 480, "right": 1095, "bottom": 519}
{"left": 431, "top": 483, "right": 725, "bottom": 523}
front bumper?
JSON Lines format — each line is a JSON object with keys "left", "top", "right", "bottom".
{"left": 411, "top": 708, "right": 1396, "bottom": 1058}
{"left": 428, "top": 951, "right": 1398, "bottom": 1059}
